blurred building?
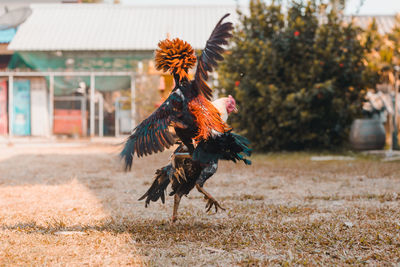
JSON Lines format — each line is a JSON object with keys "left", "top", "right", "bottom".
{"left": 0, "top": 2, "right": 397, "bottom": 137}
{"left": 348, "top": 15, "right": 397, "bottom": 35}
{"left": 1, "top": 3, "right": 236, "bottom": 137}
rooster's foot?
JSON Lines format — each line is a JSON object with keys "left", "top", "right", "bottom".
{"left": 196, "top": 184, "right": 226, "bottom": 213}
{"left": 205, "top": 197, "right": 226, "bottom": 213}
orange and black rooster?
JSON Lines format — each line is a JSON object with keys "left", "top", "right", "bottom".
{"left": 121, "top": 14, "right": 251, "bottom": 221}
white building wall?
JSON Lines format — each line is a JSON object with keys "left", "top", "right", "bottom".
{"left": 30, "top": 77, "right": 50, "bottom": 136}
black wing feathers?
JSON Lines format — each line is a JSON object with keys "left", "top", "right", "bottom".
{"left": 120, "top": 99, "right": 177, "bottom": 170}
{"left": 194, "top": 13, "right": 233, "bottom": 100}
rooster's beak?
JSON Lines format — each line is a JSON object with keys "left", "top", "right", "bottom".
{"left": 233, "top": 105, "right": 239, "bottom": 113}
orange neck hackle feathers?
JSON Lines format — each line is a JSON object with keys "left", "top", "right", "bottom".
{"left": 189, "top": 95, "right": 231, "bottom": 143}
{"left": 155, "top": 38, "right": 197, "bottom": 82}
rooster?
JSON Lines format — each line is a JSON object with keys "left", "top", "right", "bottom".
{"left": 120, "top": 14, "right": 251, "bottom": 221}
{"left": 139, "top": 96, "right": 251, "bottom": 222}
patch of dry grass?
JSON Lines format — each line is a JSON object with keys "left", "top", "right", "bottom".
{"left": 1, "top": 230, "right": 141, "bottom": 266}
{"left": 0, "top": 143, "right": 400, "bottom": 265}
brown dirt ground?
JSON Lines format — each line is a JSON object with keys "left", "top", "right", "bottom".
{"left": 0, "top": 142, "right": 399, "bottom": 266}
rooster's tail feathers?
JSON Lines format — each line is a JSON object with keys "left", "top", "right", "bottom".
{"left": 193, "top": 132, "right": 252, "bottom": 165}
{"left": 138, "top": 165, "right": 172, "bottom": 207}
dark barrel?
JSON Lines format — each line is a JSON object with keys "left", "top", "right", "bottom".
{"left": 349, "top": 119, "right": 386, "bottom": 150}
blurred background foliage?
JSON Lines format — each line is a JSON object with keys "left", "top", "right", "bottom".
{"left": 362, "top": 14, "right": 400, "bottom": 85}
{"left": 219, "top": 0, "right": 398, "bottom": 151}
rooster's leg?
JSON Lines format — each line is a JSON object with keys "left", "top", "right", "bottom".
{"left": 196, "top": 184, "right": 225, "bottom": 212}
{"left": 195, "top": 160, "right": 225, "bottom": 212}
{"left": 196, "top": 160, "right": 218, "bottom": 187}
{"left": 171, "top": 194, "right": 182, "bottom": 223}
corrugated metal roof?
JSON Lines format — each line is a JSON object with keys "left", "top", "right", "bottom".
{"left": 347, "top": 15, "right": 396, "bottom": 35}
{"left": 8, "top": 4, "right": 238, "bottom": 51}
{"left": 0, "top": 28, "right": 16, "bottom": 43}
{"left": 8, "top": 4, "right": 398, "bottom": 51}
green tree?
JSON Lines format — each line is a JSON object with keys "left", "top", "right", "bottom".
{"left": 388, "top": 14, "right": 400, "bottom": 66}
{"left": 219, "top": 0, "right": 371, "bottom": 151}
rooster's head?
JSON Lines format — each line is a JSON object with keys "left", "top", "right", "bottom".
{"left": 226, "top": 95, "right": 238, "bottom": 114}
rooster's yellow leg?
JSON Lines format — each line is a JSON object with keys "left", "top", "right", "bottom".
{"left": 195, "top": 184, "right": 226, "bottom": 213}
{"left": 171, "top": 194, "right": 182, "bottom": 223}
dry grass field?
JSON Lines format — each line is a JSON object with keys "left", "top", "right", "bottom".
{"left": 0, "top": 141, "right": 400, "bottom": 266}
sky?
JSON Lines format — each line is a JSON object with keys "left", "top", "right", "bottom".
{"left": 119, "top": 0, "right": 400, "bottom": 15}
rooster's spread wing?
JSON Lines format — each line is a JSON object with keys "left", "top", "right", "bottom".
{"left": 121, "top": 92, "right": 184, "bottom": 170}
{"left": 194, "top": 13, "right": 233, "bottom": 100}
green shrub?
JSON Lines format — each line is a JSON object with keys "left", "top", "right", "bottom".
{"left": 219, "top": 0, "right": 372, "bottom": 151}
